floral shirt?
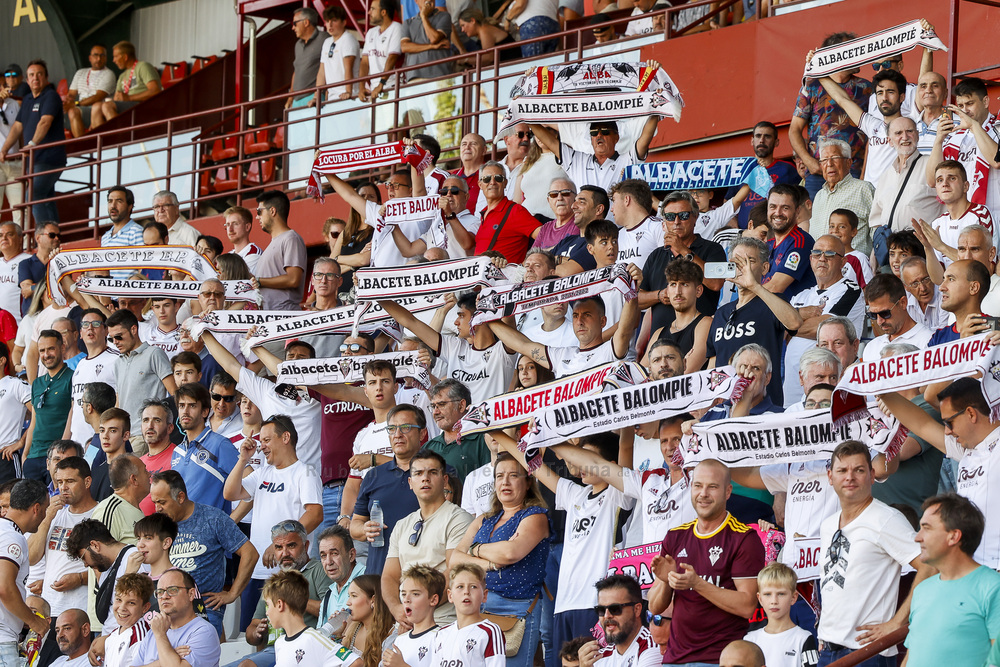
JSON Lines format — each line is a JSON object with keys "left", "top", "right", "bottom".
{"left": 793, "top": 76, "right": 874, "bottom": 176}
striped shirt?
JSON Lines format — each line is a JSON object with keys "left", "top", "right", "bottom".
{"left": 101, "top": 220, "right": 145, "bottom": 279}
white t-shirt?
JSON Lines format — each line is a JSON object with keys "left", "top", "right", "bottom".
{"left": 905, "top": 288, "right": 949, "bottom": 332}
{"left": 394, "top": 626, "right": 439, "bottom": 667}
{"left": 431, "top": 620, "right": 505, "bottom": 667}
{"left": 818, "top": 499, "right": 920, "bottom": 654}
{"left": 861, "top": 323, "right": 933, "bottom": 363}
{"left": 461, "top": 462, "right": 494, "bottom": 517}
{"left": 350, "top": 421, "right": 391, "bottom": 479}
{"left": 859, "top": 112, "right": 895, "bottom": 186}
{"left": 621, "top": 467, "right": 695, "bottom": 546}
{"left": 421, "top": 209, "right": 481, "bottom": 259}
{"left": 561, "top": 143, "right": 636, "bottom": 195}
{"left": 945, "top": 426, "right": 1000, "bottom": 568}
{"left": 0, "top": 375, "right": 30, "bottom": 446}
{"left": 0, "top": 252, "right": 29, "bottom": 321}
{"left": 555, "top": 478, "right": 634, "bottom": 614}
{"left": 320, "top": 32, "right": 362, "bottom": 99}
{"left": 547, "top": 339, "right": 623, "bottom": 378}
{"left": 276, "top": 627, "right": 361, "bottom": 667}
{"left": 236, "top": 368, "right": 321, "bottom": 472}
{"left": 623, "top": 7, "right": 655, "bottom": 36}
{"left": 103, "top": 619, "right": 150, "bottom": 667}
{"left": 930, "top": 203, "right": 996, "bottom": 266}
{"left": 694, "top": 199, "right": 738, "bottom": 239}
{"left": 50, "top": 655, "right": 90, "bottom": 667}
{"left": 43, "top": 505, "right": 96, "bottom": 618}
{"left": 234, "top": 243, "right": 262, "bottom": 274}
{"left": 842, "top": 250, "right": 874, "bottom": 288}
{"left": 600, "top": 291, "right": 624, "bottom": 334}
{"left": 362, "top": 23, "right": 403, "bottom": 89}
{"left": 0, "top": 517, "right": 29, "bottom": 642}
{"left": 744, "top": 625, "right": 818, "bottom": 667}
{"left": 616, "top": 216, "right": 663, "bottom": 268}
{"left": 519, "top": 313, "right": 576, "bottom": 348}
{"left": 139, "top": 322, "right": 182, "bottom": 357}
{"left": 437, "top": 336, "right": 516, "bottom": 404}
{"left": 69, "top": 348, "right": 118, "bottom": 447}
{"left": 367, "top": 200, "right": 435, "bottom": 268}
{"left": 759, "top": 461, "right": 839, "bottom": 581}
{"left": 594, "top": 627, "right": 661, "bottom": 667}
{"left": 243, "top": 460, "right": 323, "bottom": 579}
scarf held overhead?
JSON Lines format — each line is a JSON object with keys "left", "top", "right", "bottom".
{"left": 803, "top": 20, "right": 948, "bottom": 80}
{"left": 278, "top": 350, "right": 431, "bottom": 389}
{"left": 306, "top": 141, "right": 431, "bottom": 201}
{"left": 511, "top": 62, "right": 684, "bottom": 106}
{"left": 48, "top": 245, "right": 217, "bottom": 307}
{"left": 75, "top": 277, "right": 260, "bottom": 304}
{"left": 354, "top": 256, "right": 508, "bottom": 300}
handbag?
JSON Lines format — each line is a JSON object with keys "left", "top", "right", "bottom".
{"left": 481, "top": 592, "right": 540, "bottom": 656}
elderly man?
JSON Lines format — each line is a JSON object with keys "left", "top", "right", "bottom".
{"left": 133, "top": 568, "right": 221, "bottom": 667}
{"left": 719, "top": 641, "right": 766, "bottom": 667}
{"left": 815, "top": 316, "right": 859, "bottom": 370}
{"left": 433, "top": 176, "right": 479, "bottom": 257}
{"left": 286, "top": 7, "right": 324, "bottom": 109}
{"left": 151, "top": 191, "right": 200, "bottom": 247}
{"left": 915, "top": 72, "right": 947, "bottom": 154}
{"left": 64, "top": 45, "right": 115, "bottom": 137}
{"left": 51, "top": 609, "right": 92, "bottom": 667}
{"left": 810, "top": 139, "right": 875, "bottom": 253}
{"left": 870, "top": 117, "right": 942, "bottom": 235}
{"left": 502, "top": 124, "right": 531, "bottom": 197}
{"left": 782, "top": 234, "right": 863, "bottom": 405}
{"left": 553, "top": 186, "right": 610, "bottom": 275}
{"left": 638, "top": 190, "right": 727, "bottom": 325}
{"left": 317, "top": 525, "right": 364, "bottom": 626}
{"left": 900, "top": 256, "right": 947, "bottom": 331}
{"left": 783, "top": 347, "right": 841, "bottom": 413}
{"left": 452, "top": 133, "right": 487, "bottom": 213}
{"left": 17, "top": 222, "right": 59, "bottom": 313}
{"left": 424, "top": 379, "right": 490, "bottom": 482}
{"left": 475, "top": 161, "right": 541, "bottom": 262}
{"left": 532, "top": 177, "right": 579, "bottom": 252}
{"left": 93, "top": 42, "right": 161, "bottom": 126}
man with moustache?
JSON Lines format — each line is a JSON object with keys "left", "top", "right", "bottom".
{"left": 502, "top": 123, "right": 531, "bottom": 198}
{"left": 576, "top": 575, "right": 660, "bottom": 667}
{"left": 726, "top": 122, "right": 800, "bottom": 229}
{"left": 99, "top": 187, "right": 144, "bottom": 278}
{"left": 49, "top": 609, "right": 91, "bottom": 667}
{"left": 23, "top": 330, "right": 73, "bottom": 481}
{"left": 763, "top": 184, "right": 816, "bottom": 300}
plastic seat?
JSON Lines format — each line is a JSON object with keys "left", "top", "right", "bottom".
{"left": 246, "top": 158, "right": 276, "bottom": 185}
{"left": 199, "top": 169, "right": 212, "bottom": 197}
{"left": 160, "top": 61, "right": 188, "bottom": 89}
{"left": 56, "top": 79, "right": 69, "bottom": 101}
{"left": 272, "top": 125, "right": 285, "bottom": 149}
{"left": 190, "top": 55, "right": 218, "bottom": 75}
{"left": 245, "top": 125, "right": 272, "bottom": 155}
{"left": 211, "top": 136, "right": 239, "bottom": 163}
{"left": 213, "top": 166, "right": 240, "bottom": 192}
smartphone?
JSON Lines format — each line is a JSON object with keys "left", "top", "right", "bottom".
{"left": 984, "top": 316, "right": 1000, "bottom": 332}
{"left": 704, "top": 262, "right": 736, "bottom": 279}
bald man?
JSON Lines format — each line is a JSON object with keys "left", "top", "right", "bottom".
{"left": 52, "top": 609, "right": 92, "bottom": 667}
{"left": 719, "top": 640, "right": 766, "bottom": 667}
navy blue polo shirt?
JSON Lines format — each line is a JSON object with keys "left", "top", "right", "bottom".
{"left": 15, "top": 84, "right": 65, "bottom": 165}
{"left": 551, "top": 235, "right": 596, "bottom": 272}
{"left": 355, "top": 458, "right": 420, "bottom": 575}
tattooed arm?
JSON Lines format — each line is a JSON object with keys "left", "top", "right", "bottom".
{"left": 486, "top": 320, "right": 551, "bottom": 369}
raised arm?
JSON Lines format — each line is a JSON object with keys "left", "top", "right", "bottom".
{"left": 377, "top": 299, "right": 442, "bottom": 350}
{"left": 486, "top": 320, "right": 550, "bottom": 369}
{"left": 201, "top": 330, "right": 244, "bottom": 378}
{"left": 491, "top": 430, "right": 562, "bottom": 493}
{"left": 878, "top": 392, "right": 945, "bottom": 452}
{"left": 731, "top": 255, "right": 803, "bottom": 331}
{"left": 817, "top": 76, "right": 863, "bottom": 126}
{"left": 549, "top": 443, "right": 626, "bottom": 493}
{"left": 527, "top": 123, "right": 561, "bottom": 161}
{"left": 613, "top": 265, "right": 643, "bottom": 358}
{"left": 324, "top": 171, "right": 371, "bottom": 217}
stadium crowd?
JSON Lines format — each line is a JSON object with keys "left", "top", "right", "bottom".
{"left": 2, "top": 12, "right": 1000, "bottom": 667}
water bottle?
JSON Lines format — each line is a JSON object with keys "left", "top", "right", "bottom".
{"left": 381, "top": 624, "right": 400, "bottom": 654}
{"left": 371, "top": 500, "right": 384, "bottom": 547}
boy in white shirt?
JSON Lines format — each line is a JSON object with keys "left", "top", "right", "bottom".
{"left": 265, "top": 570, "right": 362, "bottom": 667}
{"left": 384, "top": 565, "right": 445, "bottom": 667}
{"left": 743, "top": 564, "right": 818, "bottom": 667}
{"left": 103, "top": 574, "right": 153, "bottom": 667}
{"left": 431, "top": 565, "right": 505, "bottom": 667}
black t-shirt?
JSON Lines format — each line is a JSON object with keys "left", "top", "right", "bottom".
{"left": 705, "top": 295, "right": 794, "bottom": 405}
{"left": 641, "top": 235, "right": 727, "bottom": 332}
{"left": 551, "top": 235, "right": 596, "bottom": 272}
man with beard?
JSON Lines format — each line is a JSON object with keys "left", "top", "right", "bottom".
{"left": 50, "top": 609, "right": 92, "bottom": 667}
{"left": 170, "top": 383, "right": 238, "bottom": 513}
{"left": 253, "top": 190, "right": 307, "bottom": 310}
{"left": 763, "top": 184, "right": 816, "bottom": 300}
{"left": 99, "top": 187, "right": 143, "bottom": 277}
{"left": 727, "top": 122, "right": 800, "bottom": 229}
{"left": 65, "top": 519, "right": 137, "bottom": 630}
{"left": 133, "top": 568, "right": 220, "bottom": 667}
{"left": 646, "top": 339, "right": 684, "bottom": 381}
{"left": 577, "top": 575, "right": 659, "bottom": 667}
{"left": 23, "top": 330, "right": 74, "bottom": 481}
{"left": 236, "top": 522, "right": 332, "bottom": 667}
{"left": 870, "top": 118, "right": 942, "bottom": 233}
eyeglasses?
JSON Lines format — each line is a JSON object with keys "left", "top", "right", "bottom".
{"left": 906, "top": 276, "right": 932, "bottom": 290}
{"left": 645, "top": 611, "right": 670, "bottom": 626}
{"left": 440, "top": 186, "right": 464, "bottom": 196}
{"left": 80, "top": 320, "right": 103, "bottom": 329}
{"left": 872, "top": 59, "right": 901, "bottom": 71}
{"left": 211, "top": 393, "right": 237, "bottom": 403}
{"left": 942, "top": 409, "right": 966, "bottom": 430}
{"left": 429, "top": 399, "right": 460, "bottom": 410}
{"left": 154, "top": 586, "right": 191, "bottom": 599}
{"left": 292, "top": 17, "right": 309, "bottom": 25}
{"left": 408, "top": 519, "right": 424, "bottom": 547}
{"left": 818, "top": 156, "right": 848, "bottom": 164}
{"left": 590, "top": 128, "right": 613, "bottom": 137}
{"left": 384, "top": 181, "right": 409, "bottom": 190}
{"left": 107, "top": 333, "right": 126, "bottom": 343}
{"left": 313, "top": 272, "right": 342, "bottom": 281}
{"left": 77, "top": 398, "right": 89, "bottom": 408}
{"left": 386, "top": 424, "right": 420, "bottom": 434}
{"left": 256, "top": 207, "right": 267, "bottom": 215}
{"left": 865, "top": 297, "right": 902, "bottom": 321}
{"left": 515, "top": 130, "right": 534, "bottom": 139}
{"left": 480, "top": 174, "right": 506, "bottom": 184}
{"left": 151, "top": 204, "right": 176, "bottom": 211}
{"left": 200, "top": 291, "right": 225, "bottom": 298}
{"left": 340, "top": 343, "right": 370, "bottom": 353}
{"left": 547, "top": 189, "right": 575, "bottom": 199}
{"left": 594, "top": 602, "right": 637, "bottom": 616}
{"left": 662, "top": 211, "right": 693, "bottom": 222}
{"left": 810, "top": 249, "right": 844, "bottom": 258}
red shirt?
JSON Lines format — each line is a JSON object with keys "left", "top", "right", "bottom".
{"left": 452, "top": 167, "right": 480, "bottom": 214}
{"left": 320, "top": 396, "right": 374, "bottom": 484}
{"left": 139, "top": 444, "right": 176, "bottom": 515}
{"left": 660, "top": 513, "right": 765, "bottom": 664}
{"left": 475, "top": 197, "right": 541, "bottom": 264}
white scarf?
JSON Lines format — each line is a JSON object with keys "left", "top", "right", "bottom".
{"left": 75, "top": 277, "right": 260, "bottom": 305}
{"left": 277, "top": 350, "right": 431, "bottom": 389}
{"left": 354, "top": 256, "right": 508, "bottom": 301}
{"left": 803, "top": 20, "right": 947, "bottom": 80}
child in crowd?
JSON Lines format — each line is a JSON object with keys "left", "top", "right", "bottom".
{"left": 886, "top": 230, "right": 925, "bottom": 278}
{"left": 432, "top": 564, "right": 505, "bottom": 667}
{"left": 828, "top": 208, "right": 873, "bottom": 289}
{"left": 585, "top": 219, "right": 626, "bottom": 332}
{"left": 127, "top": 514, "right": 175, "bottom": 583}
{"left": 744, "top": 563, "right": 818, "bottom": 667}
{"left": 688, "top": 186, "right": 749, "bottom": 240}
{"left": 383, "top": 565, "right": 445, "bottom": 667}
{"left": 559, "top": 637, "right": 590, "bottom": 667}
{"left": 265, "top": 570, "right": 363, "bottom": 667}
{"left": 647, "top": 259, "right": 711, "bottom": 374}
{"left": 103, "top": 574, "right": 153, "bottom": 667}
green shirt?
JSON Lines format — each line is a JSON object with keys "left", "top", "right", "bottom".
{"left": 910, "top": 566, "right": 1000, "bottom": 667}
{"left": 425, "top": 432, "right": 491, "bottom": 481}
{"left": 254, "top": 558, "right": 332, "bottom": 633}
{"left": 872, "top": 396, "right": 943, "bottom": 513}
{"left": 115, "top": 61, "right": 159, "bottom": 96}
{"left": 29, "top": 365, "right": 73, "bottom": 459}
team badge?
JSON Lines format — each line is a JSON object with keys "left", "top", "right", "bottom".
{"left": 466, "top": 639, "right": 477, "bottom": 652}
{"left": 295, "top": 650, "right": 305, "bottom": 663}
{"left": 708, "top": 545, "right": 723, "bottom": 565}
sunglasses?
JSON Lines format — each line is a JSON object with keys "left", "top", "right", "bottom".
{"left": 386, "top": 424, "right": 420, "bottom": 434}
{"left": 41, "top": 232, "right": 59, "bottom": 239}
{"left": 942, "top": 409, "right": 965, "bottom": 430}
{"left": 340, "top": 343, "right": 370, "bottom": 353}
{"left": 872, "top": 59, "right": 901, "bottom": 71}
{"left": 810, "top": 249, "right": 843, "bottom": 258}
{"left": 36, "top": 383, "right": 53, "bottom": 409}
{"left": 590, "top": 128, "right": 613, "bottom": 137}
{"left": 547, "top": 189, "right": 575, "bottom": 199}
{"left": 662, "top": 211, "right": 692, "bottom": 222}
{"left": 211, "top": 393, "right": 237, "bottom": 403}
{"left": 645, "top": 611, "right": 670, "bottom": 626}
{"left": 4, "top": 72, "right": 18, "bottom": 78}
{"left": 865, "top": 297, "right": 901, "bottom": 321}
{"left": 107, "top": 333, "right": 126, "bottom": 343}
{"left": 439, "top": 186, "right": 464, "bottom": 196}
{"left": 480, "top": 174, "right": 506, "bottom": 184}
{"left": 200, "top": 291, "right": 225, "bottom": 298}
{"left": 594, "top": 602, "right": 637, "bottom": 616}
{"left": 408, "top": 519, "right": 424, "bottom": 547}
{"left": 515, "top": 130, "right": 533, "bottom": 139}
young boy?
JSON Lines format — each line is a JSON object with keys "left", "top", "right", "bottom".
{"left": 171, "top": 351, "right": 203, "bottom": 388}
{"left": 688, "top": 185, "right": 748, "bottom": 240}
{"left": 585, "top": 219, "right": 625, "bottom": 333}
{"left": 744, "top": 563, "right": 818, "bottom": 667}
{"left": 264, "top": 570, "right": 362, "bottom": 667}
{"left": 432, "top": 565, "right": 505, "bottom": 667}
{"left": 127, "top": 514, "right": 174, "bottom": 583}
{"left": 559, "top": 637, "right": 590, "bottom": 667}
{"left": 828, "top": 208, "right": 873, "bottom": 289}
{"left": 142, "top": 298, "right": 183, "bottom": 356}
{"left": 103, "top": 574, "right": 153, "bottom": 667}
{"left": 384, "top": 565, "right": 445, "bottom": 667}
{"left": 647, "top": 259, "right": 711, "bottom": 374}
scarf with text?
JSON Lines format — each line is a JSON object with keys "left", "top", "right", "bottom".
{"left": 187, "top": 310, "right": 305, "bottom": 340}
{"left": 374, "top": 194, "right": 447, "bottom": 255}
{"left": 75, "top": 276, "right": 260, "bottom": 305}
{"left": 354, "top": 256, "right": 508, "bottom": 301}
{"left": 976, "top": 343, "right": 1000, "bottom": 422}
{"left": 943, "top": 113, "right": 996, "bottom": 208}
{"left": 803, "top": 20, "right": 948, "bottom": 80}
{"left": 519, "top": 366, "right": 748, "bottom": 461}
{"left": 48, "top": 245, "right": 217, "bottom": 307}
{"left": 277, "top": 350, "right": 430, "bottom": 389}
{"left": 471, "top": 264, "right": 636, "bottom": 329}
{"left": 832, "top": 334, "right": 993, "bottom": 426}
{"left": 306, "top": 141, "right": 431, "bottom": 201}
{"left": 512, "top": 62, "right": 683, "bottom": 103}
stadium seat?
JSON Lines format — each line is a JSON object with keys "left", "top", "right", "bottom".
{"left": 272, "top": 125, "right": 285, "bottom": 150}
{"left": 245, "top": 125, "right": 272, "bottom": 155}
{"left": 213, "top": 166, "right": 240, "bottom": 192}
{"left": 246, "top": 158, "right": 276, "bottom": 185}
{"left": 199, "top": 169, "right": 212, "bottom": 197}
{"left": 211, "top": 137, "right": 239, "bottom": 163}
{"left": 190, "top": 55, "right": 219, "bottom": 75}
{"left": 160, "top": 61, "right": 189, "bottom": 89}
{"left": 56, "top": 79, "right": 69, "bottom": 102}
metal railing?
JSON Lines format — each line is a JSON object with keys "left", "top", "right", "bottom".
{"left": 4, "top": 0, "right": 752, "bottom": 241}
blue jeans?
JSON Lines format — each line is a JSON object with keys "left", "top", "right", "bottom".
{"left": 224, "top": 646, "right": 275, "bottom": 667}
{"left": 818, "top": 647, "right": 894, "bottom": 667}
{"left": 484, "top": 592, "right": 542, "bottom": 667}
{"left": 317, "top": 483, "right": 345, "bottom": 557}
{"left": 204, "top": 607, "right": 225, "bottom": 638}
{"left": 518, "top": 16, "right": 559, "bottom": 57}
{"left": 0, "top": 642, "right": 22, "bottom": 667}
{"left": 541, "top": 542, "right": 562, "bottom": 667}
{"left": 30, "top": 161, "right": 61, "bottom": 223}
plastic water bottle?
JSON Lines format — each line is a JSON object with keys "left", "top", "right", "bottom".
{"left": 371, "top": 500, "right": 384, "bottom": 547}
{"left": 381, "top": 625, "right": 400, "bottom": 654}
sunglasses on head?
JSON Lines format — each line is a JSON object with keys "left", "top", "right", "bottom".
{"left": 211, "top": 393, "right": 237, "bottom": 403}
{"left": 480, "top": 174, "right": 505, "bottom": 184}
{"left": 590, "top": 128, "right": 613, "bottom": 137}
{"left": 662, "top": 211, "right": 692, "bottom": 222}
{"left": 440, "top": 186, "right": 464, "bottom": 196}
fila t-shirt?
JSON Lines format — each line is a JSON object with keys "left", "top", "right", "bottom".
{"left": 621, "top": 467, "right": 696, "bottom": 546}
{"left": 242, "top": 460, "right": 323, "bottom": 579}
{"left": 70, "top": 348, "right": 118, "bottom": 447}
{"left": 660, "top": 514, "right": 765, "bottom": 664}
{"left": 437, "top": 335, "right": 516, "bottom": 403}
{"left": 546, "top": 339, "right": 623, "bottom": 378}
{"left": 946, "top": 426, "right": 1000, "bottom": 569}
{"left": 0, "top": 518, "right": 29, "bottom": 642}
{"left": 431, "top": 620, "right": 505, "bottom": 667}
{"left": 555, "top": 478, "right": 634, "bottom": 614}
{"left": 0, "top": 374, "right": 30, "bottom": 446}
{"left": 616, "top": 216, "right": 664, "bottom": 268}
{"left": 930, "top": 203, "right": 996, "bottom": 266}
